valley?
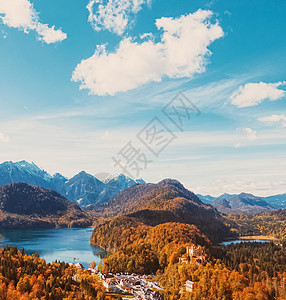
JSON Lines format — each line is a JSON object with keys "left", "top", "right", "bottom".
{"left": 0, "top": 161, "right": 285, "bottom": 299}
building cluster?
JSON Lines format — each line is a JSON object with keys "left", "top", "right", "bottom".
{"left": 101, "top": 273, "right": 163, "bottom": 300}
{"left": 71, "top": 262, "right": 163, "bottom": 299}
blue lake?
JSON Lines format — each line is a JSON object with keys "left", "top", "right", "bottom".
{"left": 220, "top": 239, "right": 270, "bottom": 246}
{"left": 0, "top": 228, "right": 107, "bottom": 268}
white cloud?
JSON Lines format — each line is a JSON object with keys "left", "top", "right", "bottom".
{"left": 36, "top": 23, "right": 67, "bottom": 44}
{"left": 0, "top": 0, "right": 67, "bottom": 43}
{"left": 140, "top": 32, "right": 153, "bottom": 40}
{"left": 259, "top": 114, "right": 286, "bottom": 127}
{"left": 231, "top": 81, "right": 286, "bottom": 108}
{"left": 243, "top": 128, "right": 257, "bottom": 141}
{"left": 72, "top": 9, "right": 224, "bottom": 96}
{"left": 0, "top": 132, "right": 9, "bottom": 143}
{"left": 87, "top": 0, "right": 151, "bottom": 35}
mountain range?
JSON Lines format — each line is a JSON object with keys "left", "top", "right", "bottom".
{"left": 0, "top": 161, "right": 145, "bottom": 207}
{"left": 198, "top": 192, "right": 284, "bottom": 214}
{"left": 0, "top": 160, "right": 285, "bottom": 214}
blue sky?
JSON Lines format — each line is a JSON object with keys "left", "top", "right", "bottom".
{"left": 0, "top": 0, "right": 286, "bottom": 196}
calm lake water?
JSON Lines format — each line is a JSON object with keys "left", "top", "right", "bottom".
{"left": 0, "top": 228, "right": 107, "bottom": 268}
{"left": 220, "top": 239, "right": 270, "bottom": 246}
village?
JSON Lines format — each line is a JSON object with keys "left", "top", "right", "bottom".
{"left": 72, "top": 245, "right": 206, "bottom": 299}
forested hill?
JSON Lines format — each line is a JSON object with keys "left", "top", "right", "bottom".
{"left": 90, "top": 179, "right": 236, "bottom": 244}
{"left": 0, "top": 246, "right": 105, "bottom": 299}
{"left": 226, "top": 209, "right": 286, "bottom": 240}
{"left": 104, "top": 179, "right": 203, "bottom": 216}
{"left": 90, "top": 217, "right": 210, "bottom": 274}
{"left": 0, "top": 183, "right": 91, "bottom": 228}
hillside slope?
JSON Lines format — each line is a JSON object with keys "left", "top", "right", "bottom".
{"left": 90, "top": 179, "right": 235, "bottom": 243}
{"left": 90, "top": 217, "right": 210, "bottom": 274}
{"left": 0, "top": 183, "right": 90, "bottom": 228}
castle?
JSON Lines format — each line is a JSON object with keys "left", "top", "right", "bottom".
{"left": 179, "top": 245, "right": 206, "bottom": 265}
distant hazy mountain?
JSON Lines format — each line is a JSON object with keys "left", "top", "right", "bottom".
{"left": 0, "top": 160, "right": 145, "bottom": 207}
{"left": 212, "top": 193, "right": 275, "bottom": 214}
{"left": 263, "top": 194, "right": 286, "bottom": 209}
{"left": 96, "top": 174, "right": 145, "bottom": 204}
{"left": 89, "top": 179, "right": 234, "bottom": 243}
{"left": 196, "top": 194, "right": 216, "bottom": 204}
{"left": 0, "top": 183, "right": 90, "bottom": 228}
{"left": 198, "top": 191, "right": 282, "bottom": 214}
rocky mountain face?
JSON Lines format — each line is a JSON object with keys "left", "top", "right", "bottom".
{"left": 0, "top": 161, "right": 145, "bottom": 207}
{"left": 63, "top": 171, "right": 106, "bottom": 207}
{"left": 0, "top": 161, "right": 53, "bottom": 189}
{"left": 0, "top": 183, "right": 90, "bottom": 228}
{"left": 198, "top": 192, "right": 276, "bottom": 214}
{"left": 89, "top": 179, "right": 235, "bottom": 243}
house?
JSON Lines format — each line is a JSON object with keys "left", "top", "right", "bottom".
{"left": 185, "top": 280, "right": 195, "bottom": 292}
{"left": 87, "top": 268, "right": 97, "bottom": 275}
{"left": 103, "top": 278, "right": 119, "bottom": 292}
{"left": 179, "top": 257, "right": 189, "bottom": 263}
{"left": 102, "top": 273, "right": 114, "bottom": 280}
{"left": 74, "top": 263, "right": 85, "bottom": 270}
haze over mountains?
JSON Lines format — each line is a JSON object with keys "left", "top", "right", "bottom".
{"left": 0, "top": 161, "right": 145, "bottom": 207}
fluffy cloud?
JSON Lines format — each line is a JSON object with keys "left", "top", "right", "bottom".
{"left": 0, "top": 0, "right": 67, "bottom": 43}
{"left": 259, "top": 114, "right": 286, "bottom": 127}
{"left": 243, "top": 128, "right": 257, "bottom": 141}
{"left": 231, "top": 81, "right": 286, "bottom": 108}
{"left": 72, "top": 10, "right": 223, "bottom": 96}
{"left": 36, "top": 23, "right": 67, "bottom": 44}
{"left": 87, "top": 0, "right": 151, "bottom": 35}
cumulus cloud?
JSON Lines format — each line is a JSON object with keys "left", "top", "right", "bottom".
{"left": 231, "top": 81, "right": 286, "bottom": 108}
{"left": 87, "top": 0, "right": 151, "bottom": 35}
{"left": 72, "top": 10, "right": 223, "bottom": 96}
{"left": 0, "top": 0, "right": 67, "bottom": 43}
{"left": 259, "top": 114, "right": 286, "bottom": 127}
{"left": 0, "top": 132, "right": 9, "bottom": 143}
{"left": 36, "top": 23, "right": 67, "bottom": 44}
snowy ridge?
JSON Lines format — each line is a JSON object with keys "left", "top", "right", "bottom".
{"left": 0, "top": 161, "right": 146, "bottom": 207}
